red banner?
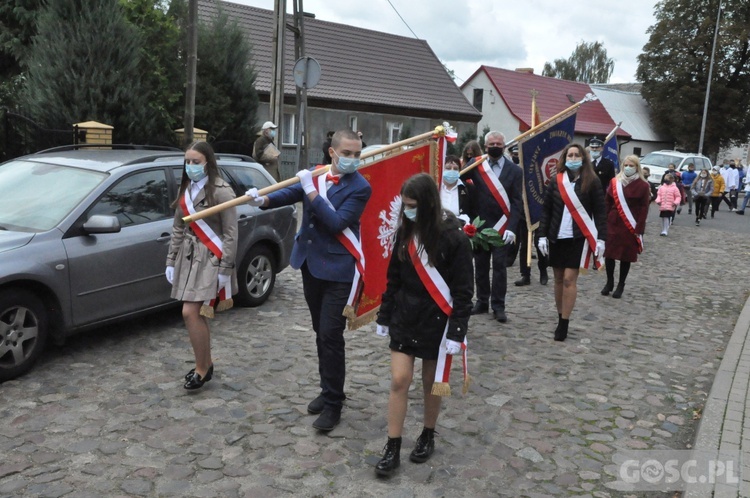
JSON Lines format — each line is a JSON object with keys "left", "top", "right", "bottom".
{"left": 346, "top": 141, "right": 435, "bottom": 328}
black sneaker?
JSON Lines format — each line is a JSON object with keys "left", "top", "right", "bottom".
{"left": 307, "top": 395, "right": 325, "bottom": 415}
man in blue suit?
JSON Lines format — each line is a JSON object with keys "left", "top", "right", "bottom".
{"left": 246, "top": 129, "right": 371, "bottom": 431}
{"left": 465, "top": 131, "right": 523, "bottom": 323}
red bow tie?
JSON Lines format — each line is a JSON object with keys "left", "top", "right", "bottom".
{"left": 326, "top": 174, "right": 340, "bottom": 185}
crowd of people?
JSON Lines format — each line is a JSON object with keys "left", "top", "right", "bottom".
{"left": 167, "top": 129, "right": 745, "bottom": 478}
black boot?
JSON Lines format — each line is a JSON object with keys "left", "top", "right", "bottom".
{"left": 612, "top": 283, "right": 625, "bottom": 299}
{"left": 539, "top": 269, "right": 548, "bottom": 285}
{"left": 409, "top": 428, "right": 435, "bottom": 463}
{"left": 375, "top": 437, "right": 401, "bottom": 476}
{"left": 601, "top": 280, "right": 614, "bottom": 296}
{"left": 554, "top": 318, "right": 569, "bottom": 341}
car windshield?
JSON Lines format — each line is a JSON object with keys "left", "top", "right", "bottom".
{"left": 641, "top": 153, "right": 681, "bottom": 168}
{"left": 0, "top": 160, "right": 107, "bottom": 232}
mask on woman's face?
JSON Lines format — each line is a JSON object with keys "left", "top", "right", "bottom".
{"left": 566, "top": 160, "right": 583, "bottom": 171}
{"left": 443, "top": 169, "right": 460, "bottom": 184}
{"left": 403, "top": 207, "right": 417, "bottom": 221}
{"left": 700, "top": 172, "right": 708, "bottom": 178}
{"left": 623, "top": 166, "right": 636, "bottom": 177}
{"left": 186, "top": 163, "right": 207, "bottom": 182}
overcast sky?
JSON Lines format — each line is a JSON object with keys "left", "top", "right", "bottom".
{"left": 230, "top": 0, "right": 659, "bottom": 84}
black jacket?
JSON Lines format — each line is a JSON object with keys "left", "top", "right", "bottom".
{"left": 377, "top": 215, "right": 473, "bottom": 351}
{"left": 593, "top": 157, "right": 616, "bottom": 191}
{"left": 465, "top": 157, "right": 523, "bottom": 234}
{"left": 456, "top": 181, "right": 477, "bottom": 221}
{"left": 538, "top": 171, "right": 607, "bottom": 242}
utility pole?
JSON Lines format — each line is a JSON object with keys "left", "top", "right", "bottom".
{"left": 698, "top": 1, "right": 723, "bottom": 155}
{"left": 292, "top": 0, "right": 308, "bottom": 170}
{"left": 270, "top": 0, "right": 286, "bottom": 143}
{"left": 183, "top": 0, "right": 198, "bottom": 145}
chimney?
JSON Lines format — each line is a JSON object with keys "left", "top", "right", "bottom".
{"left": 515, "top": 68, "right": 534, "bottom": 74}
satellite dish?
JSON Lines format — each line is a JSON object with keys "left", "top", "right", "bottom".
{"left": 293, "top": 57, "right": 321, "bottom": 89}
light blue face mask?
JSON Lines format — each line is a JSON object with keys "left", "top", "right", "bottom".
{"left": 443, "top": 169, "right": 460, "bottom": 184}
{"left": 566, "top": 160, "right": 583, "bottom": 171}
{"left": 186, "top": 163, "right": 207, "bottom": 181}
{"left": 623, "top": 166, "right": 637, "bottom": 177}
{"left": 403, "top": 207, "right": 418, "bottom": 221}
{"left": 269, "top": 129, "right": 276, "bottom": 139}
{"left": 335, "top": 152, "right": 360, "bottom": 174}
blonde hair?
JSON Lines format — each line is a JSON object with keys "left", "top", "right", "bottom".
{"left": 617, "top": 154, "right": 646, "bottom": 181}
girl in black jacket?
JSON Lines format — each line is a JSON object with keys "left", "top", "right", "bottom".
{"left": 374, "top": 173, "right": 473, "bottom": 476}
{"left": 537, "top": 143, "right": 607, "bottom": 341}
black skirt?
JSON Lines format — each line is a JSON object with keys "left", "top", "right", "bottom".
{"left": 549, "top": 237, "right": 586, "bottom": 269}
{"left": 389, "top": 338, "right": 439, "bottom": 360}
{"left": 659, "top": 210, "right": 675, "bottom": 218}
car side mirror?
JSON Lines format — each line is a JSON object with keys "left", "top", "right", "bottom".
{"left": 83, "top": 215, "right": 121, "bottom": 234}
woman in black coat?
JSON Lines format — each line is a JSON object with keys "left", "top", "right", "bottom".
{"left": 374, "top": 173, "right": 473, "bottom": 476}
{"left": 537, "top": 143, "right": 606, "bottom": 341}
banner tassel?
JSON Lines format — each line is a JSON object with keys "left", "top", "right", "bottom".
{"left": 431, "top": 382, "right": 451, "bottom": 397}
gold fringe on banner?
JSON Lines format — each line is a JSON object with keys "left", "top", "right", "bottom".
{"left": 431, "top": 382, "right": 451, "bottom": 397}
{"left": 346, "top": 307, "right": 379, "bottom": 330}
{"left": 215, "top": 298, "right": 233, "bottom": 313}
{"left": 199, "top": 305, "right": 215, "bottom": 318}
{"left": 462, "top": 373, "right": 472, "bottom": 395}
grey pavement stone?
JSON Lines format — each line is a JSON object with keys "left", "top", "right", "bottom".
{"left": 1, "top": 208, "right": 750, "bottom": 496}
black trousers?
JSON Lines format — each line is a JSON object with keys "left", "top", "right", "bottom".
{"left": 301, "top": 263, "right": 349, "bottom": 410}
{"left": 515, "top": 224, "right": 548, "bottom": 278}
{"left": 694, "top": 197, "right": 708, "bottom": 219}
{"left": 711, "top": 196, "right": 722, "bottom": 215}
{"left": 474, "top": 243, "right": 512, "bottom": 312}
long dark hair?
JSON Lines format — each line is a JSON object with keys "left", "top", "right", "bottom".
{"left": 173, "top": 141, "right": 221, "bottom": 208}
{"left": 556, "top": 143, "right": 597, "bottom": 193}
{"left": 396, "top": 173, "right": 443, "bottom": 266}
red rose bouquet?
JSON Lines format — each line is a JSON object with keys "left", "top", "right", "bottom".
{"left": 462, "top": 217, "right": 504, "bottom": 251}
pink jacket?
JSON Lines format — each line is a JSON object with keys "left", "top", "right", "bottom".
{"left": 656, "top": 183, "right": 681, "bottom": 211}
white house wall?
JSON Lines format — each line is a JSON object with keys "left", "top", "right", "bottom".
{"left": 462, "top": 72, "right": 523, "bottom": 140}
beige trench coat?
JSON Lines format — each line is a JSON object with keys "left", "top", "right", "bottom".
{"left": 166, "top": 178, "right": 238, "bottom": 303}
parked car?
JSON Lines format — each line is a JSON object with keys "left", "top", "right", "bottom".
{"left": 0, "top": 145, "right": 296, "bottom": 381}
{"left": 640, "top": 150, "right": 713, "bottom": 186}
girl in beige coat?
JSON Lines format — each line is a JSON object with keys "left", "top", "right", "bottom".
{"left": 166, "top": 141, "right": 238, "bottom": 390}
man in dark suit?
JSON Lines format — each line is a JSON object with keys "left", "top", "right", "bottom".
{"left": 589, "top": 137, "right": 616, "bottom": 190}
{"left": 465, "top": 131, "right": 523, "bottom": 323}
{"left": 246, "top": 129, "right": 371, "bottom": 432}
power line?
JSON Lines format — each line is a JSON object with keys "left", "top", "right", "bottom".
{"left": 385, "top": 0, "right": 419, "bottom": 39}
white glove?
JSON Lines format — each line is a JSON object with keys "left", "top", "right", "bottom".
{"left": 296, "top": 169, "right": 316, "bottom": 195}
{"left": 165, "top": 266, "right": 174, "bottom": 284}
{"left": 457, "top": 214, "right": 470, "bottom": 225}
{"left": 537, "top": 237, "right": 549, "bottom": 257}
{"left": 245, "top": 187, "right": 264, "bottom": 207}
{"left": 445, "top": 339, "right": 462, "bottom": 355}
{"left": 502, "top": 230, "right": 516, "bottom": 245}
{"left": 218, "top": 273, "right": 231, "bottom": 288}
{"left": 595, "top": 239, "right": 605, "bottom": 257}
{"left": 376, "top": 324, "right": 389, "bottom": 337}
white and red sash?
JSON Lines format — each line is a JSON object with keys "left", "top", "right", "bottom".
{"left": 476, "top": 159, "right": 510, "bottom": 233}
{"left": 408, "top": 237, "right": 468, "bottom": 397}
{"left": 611, "top": 178, "right": 644, "bottom": 254}
{"left": 180, "top": 188, "right": 232, "bottom": 317}
{"left": 313, "top": 171, "right": 365, "bottom": 311}
{"left": 557, "top": 173, "right": 603, "bottom": 269}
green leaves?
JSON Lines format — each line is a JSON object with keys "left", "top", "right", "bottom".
{"left": 542, "top": 41, "right": 614, "bottom": 84}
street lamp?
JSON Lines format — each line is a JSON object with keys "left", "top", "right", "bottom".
{"left": 698, "top": 0, "right": 723, "bottom": 155}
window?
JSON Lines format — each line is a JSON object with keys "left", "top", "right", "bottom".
{"left": 88, "top": 170, "right": 170, "bottom": 227}
{"left": 633, "top": 147, "right": 642, "bottom": 157}
{"left": 282, "top": 113, "right": 296, "bottom": 145}
{"left": 473, "top": 89, "right": 483, "bottom": 111}
{"left": 387, "top": 122, "right": 402, "bottom": 144}
{"left": 349, "top": 116, "right": 358, "bottom": 131}
{"left": 222, "top": 165, "right": 272, "bottom": 191}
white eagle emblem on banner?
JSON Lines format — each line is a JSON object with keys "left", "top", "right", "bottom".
{"left": 378, "top": 195, "right": 402, "bottom": 258}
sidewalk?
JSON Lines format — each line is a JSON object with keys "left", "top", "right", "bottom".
{"left": 684, "top": 296, "right": 750, "bottom": 497}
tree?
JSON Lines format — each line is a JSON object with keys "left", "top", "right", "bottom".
{"left": 637, "top": 0, "right": 750, "bottom": 155}
{"left": 191, "top": 11, "right": 259, "bottom": 143}
{"left": 21, "top": 0, "right": 155, "bottom": 143}
{"left": 0, "top": 0, "right": 42, "bottom": 109}
{"left": 120, "top": 0, "right": 185, "bottom": 143}
{"left": 543, "top": 41, "right": 614, "bottom": 83}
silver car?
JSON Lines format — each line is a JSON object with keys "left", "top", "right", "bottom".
{"left": 0, "top": 146, "right": 296, "bottom": 381}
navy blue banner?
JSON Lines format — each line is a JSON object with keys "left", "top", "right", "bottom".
{"left": 603, "top": 132, "right": 619, "bottom": 172}
{"left": 519, "top": 113, "right": 576, "bottom": 229}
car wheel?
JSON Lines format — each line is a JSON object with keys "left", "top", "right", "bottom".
{"left": 236, "top": 245, "right": 277, "bottom": 307}
{"left": 0, "top": 289, "right": 48, "bottom": 382}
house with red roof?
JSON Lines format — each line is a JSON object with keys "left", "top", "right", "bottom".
{"left": 461, "top": 66, "right": 630, "bottom": 146}
{"left": 461, "top": 66, "right": 677, "bottom": 159}
{"left": 200, "top": 1, "right": 481, "bottom": 176}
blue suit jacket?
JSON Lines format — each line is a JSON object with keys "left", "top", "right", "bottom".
{"left": 266, "top": 170, "right": 372, "bottom": 283}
